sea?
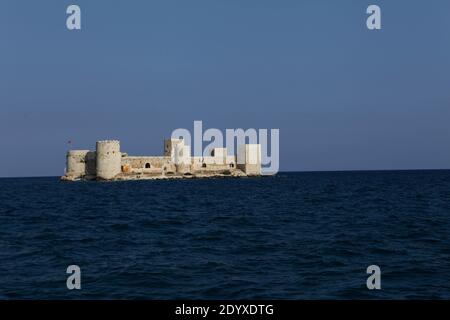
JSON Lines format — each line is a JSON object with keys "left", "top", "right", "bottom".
{"left": 1, "top": 170, "right": 450, "bottom": 299}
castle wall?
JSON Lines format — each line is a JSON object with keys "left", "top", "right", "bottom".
{"left": 96, "top": 140, "right": 121, "bottom": 180}
{"left": 121, "top": 156, "right": 176, "bottom": 174}
{"left": 191, "top": 152, "right": 236, "bottom": 171}
{"left": 85, "top": 151, "right": 96, "bottom": 176}
{"left": 191, "top": 157, "right": 235, "bottom": 172}
{"left": 192, "top": 156, "right": 233, "bottom": 166}
{"left": 194, "top": 164, "right": 234, "bottom": 172}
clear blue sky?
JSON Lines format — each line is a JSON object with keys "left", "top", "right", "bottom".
{"left": 1, "top": 0, "right": 450, "bottom": 177}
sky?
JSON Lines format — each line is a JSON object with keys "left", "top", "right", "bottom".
{"left": 1, "top": 0, "right": 450, "bottom": 177}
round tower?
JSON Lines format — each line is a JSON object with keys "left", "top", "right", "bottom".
{"left": 66, "top": 150, "right": 90, "bottom": 178}
{"left": 96, "top": 140, "right": 121, "bottom": 180}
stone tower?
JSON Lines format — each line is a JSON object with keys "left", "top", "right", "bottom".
{"left": 96, "top": 140, "right": 121, "bottom": 180}
{"left": 164, "top": 138, "right": 191, "bottom": 173}
{"left": 237, "top": 144, "right": 261, "bottom": 176}
{"left": 66, "top": 150, "right": 90, "bottom": 179}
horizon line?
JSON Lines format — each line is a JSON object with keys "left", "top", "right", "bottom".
{"left": 1, "top": 168, "right": 450, "bottom": 179}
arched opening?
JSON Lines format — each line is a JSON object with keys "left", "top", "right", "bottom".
{"left": 145, "top": 163, "right": 151, "bottom": 169}
{"left": 202, "top": 163, "right": 207, "bottom": 168}
{"left": 210, "top": 149, "right": 215, "bottom": 157}
{"left": 229, "top": 163, "right": 234, "bottom": 168}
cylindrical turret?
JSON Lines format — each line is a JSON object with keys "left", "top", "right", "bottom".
{"left": 66, "top": 150, "right": 90, "bottom": 178}
{"left": 96, "top": 140, "right": 121, "bottom": 180}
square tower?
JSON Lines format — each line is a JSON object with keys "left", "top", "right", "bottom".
{"left": 164, "top": 138, "right": 190, "bottom": 165}
{"left": 164, "top": 138, "right": 184, "bottom": 157}
{"left": 237, "top": 144, "right": 261, "bottom": 175}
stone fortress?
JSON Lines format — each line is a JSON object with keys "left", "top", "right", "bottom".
{"left": 62, "top": 139, "right": 262, "bottom": 181}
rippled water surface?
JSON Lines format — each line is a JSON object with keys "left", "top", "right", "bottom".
{"left": 1, "top": 171, "right": 450, "bottom": 299}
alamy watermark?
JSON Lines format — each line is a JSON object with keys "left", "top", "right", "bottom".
{"left": 170, "top": 121, "right": 280, "bottom": 175}
{"left": 65, "top": 4, "right": 381, "bottom": 31}
{"left": 66, "top": 5, "right": 81, "bottom": 30}
{"left": 366, "top": 265, "right": 381, "bottom": 290}
{"left": 367, "top": 5, "right": 382, "bottom": 30}
{"left": 66, "top": 265, "right": 81, "bottom": 290}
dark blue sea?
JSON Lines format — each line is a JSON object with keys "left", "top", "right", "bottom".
{"left": 1, "top": 171, "right": 450, "bottom": 299}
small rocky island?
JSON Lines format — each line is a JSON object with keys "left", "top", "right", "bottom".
{"left": 61, "top": 139, "right": 261, "bottom": 181}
